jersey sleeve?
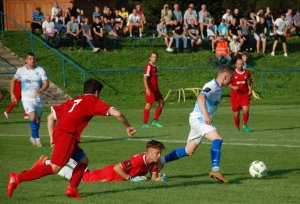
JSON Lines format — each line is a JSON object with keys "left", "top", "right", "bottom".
{"left": 150, "top": 163, "right": 158, "bottom": 173}
{"left": 40, "top": 68, "right": 48, "bottom": 81}
{"left": 119, "top": 156, "right": 137, "bottom": 172}
{"left": 14, "top": 68, "right": 21, "bottom": 80}
{"left": 144, "top": 64, "right": 151, "bottom": 77}
{"left": 200, "top": 82, "right": 214, "bottom": 98}
{"left": 94, "top": 99, "right": 112, "bottom": 116}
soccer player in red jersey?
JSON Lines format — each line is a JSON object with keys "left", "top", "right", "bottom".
{"left": 142, "top": 51, "right": 164, "bottom": 128}
{"left": 7, "top": 79, "right": 136, "bottom": 199}
{"left": 229, "top": 59, "right": 254, "bottom": 132}
{"left": 51, "top": 140, "right": 166, "bottom": 182}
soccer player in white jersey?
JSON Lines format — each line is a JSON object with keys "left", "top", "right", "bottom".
{"left": 10, "top": 52, "right": 49, "bottom": 147}
{"left": 159, "top": 65, "right": 233, "bottom": 183}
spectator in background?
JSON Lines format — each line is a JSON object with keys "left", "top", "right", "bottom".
{"left": 264, "top": 7, "right": 274, "bottom": 31}
{"left": 216, "top": 35, "right": 231, "bottom": 66}
{"left": 207, "top": 18, "right": 218, "bottom": 52}
{"left": 172, "top": 3, "right": 182, "bottom": 24}
{"left": 241, "top": 52, "right": 249, "bottom": 69}
{"left": 66, "top": 16, "right": 81, "bottom": 50}
{"left": 51, "top": 1, "right": 62, "bottom": 21}
{"left": 92, "top": 6, "right": 102, "bottom": 23}
{"left": 294, "top": 11, "right": 300, "bottom": 38}
{"left": 65, "top": 1, "right": 80, "bottom": 23}
{"left": 157, "top": 18, "right": 173, "bottom": 52}
{"left": 201, "top": 10, "right": 211, "bottom": 38}
{"left": 188, "top": 19, "right": 202, "bottom": 51}
{"left": 232, "top": 8, "right": 242, "bottom": 25}
{"left": 222, "top": 9, "right": 233, "bottom": 26}
{"left": 161, "top": 4, "right": 173, "bottom": 26}
{"left": 184, "top": 5, "right": 197, "bottom": 28}
{"left": 229, "top": 36, "right": 241, "bottom": 60}
{"left": 31, "top": 7, "right": 45, "bottom": 34}
{"left": 114, "top": 10, "right": 125, "bottom": 36}
{"left": 228, "top": 18, "right": 244, "bottom": 47}
{"left": 77, "top": 10, "right": 86, "bottom": 26}
{"left": 218, "top": 19, "right": 229, "bottom": 38}
{"left": 93, "top": 17, "right": 106, "bottom": 51}
{"left": 53, "top": 8, "right": 65, "bottom": 33}
{"left": 198, "top": 4, "right": 207, "bottom": 25}
{"left": 240, "top": 18, "right": 253, "bottom": 52}
{"left": 136, "top": 4, "right": 147, "bottom": 25}
{"left": 254, "top": 17, "right": 267, "bottom": 54}
{"left": 125, "top": 9, "right": 143, "bottom": 38}
{"left": 172, "top": 19, "right": 188, "bottom": 52}
{"left": 42, "top": 14, "right": 61, "bottom": 49}
{"left": 119, "top": 7, "right": 129, "bottom": 21}
{"left": 271, "top": 14, "right": 288, "bottom": 57}
{"left": 81, "top": 18, "right": 99, "bottom": 53}
{"left": 247, "top": 12, "right": 257, "bottom": 29}
{"left": 285, "top": 8, "right": 294, "bottom": 38}
{"left": 103, "top": 7, "right": 119, "bottom": 37}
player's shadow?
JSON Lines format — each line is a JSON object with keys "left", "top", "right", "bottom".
{"left": 0, "top": 120, "right": 29, "bottom": 124}
{"left": 80, "top": 135, "right": 171, "bottom": 144}
{"left": 252, "top": 126, "right": 300, "bottom": 132}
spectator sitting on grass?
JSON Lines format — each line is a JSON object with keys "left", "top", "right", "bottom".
{"left": 215, "top": 35, "right": 231, "bottom": 66}
{"left": 31, "top": 7, "right": 45, "bottom": 34}
{"left": 92, "top": 17, "right": 107, "bottom": 52}
{"left": 188, "top": 19, "right": 202, "bottom": 51}
{"left": 125, "top": 9, "right": 143, "bottom": 38}
{"left": 172, "top": 19, "right": 188, "bottom": 52}
{"left": 172, "top": 3, "right": 182, "bottom": 24}
{"left": 103, "top": 7, "right": 119, "bottom": 37}
{"left": 207, "top": 18, "right": 218, "bottom": 53}
{"left": 92, "top": 6, "right": 102, "bottom": 23}
{"left": 42, "top": 14, "right": 61, "bottom": 49}
{"left": 66, "top": 15, "right": 81, "bottom": 50}
{"left": 157, "top": 18, "right": 173, "bottom": 52}
{"left": 81, "top": 18, "right": 100, "bottom": 53}
{"left": 161, "top": 4, "right": 173, "bottom": 26}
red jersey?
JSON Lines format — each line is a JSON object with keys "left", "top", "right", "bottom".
{"left": 51, "top": 94, "right": 111, "bottom": 141}
{"left": 82, "top": 152, "right": 158, "bottom": 182}
{"left": 144, "top": 63, "right": 159, "bottom": 92}
{"left": 231, "top": 69, "right": 253, "bottom": 95}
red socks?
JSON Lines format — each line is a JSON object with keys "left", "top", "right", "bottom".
{"left": 234, "top": 116, "right": 240, "bottom": 128}
{"left": 17, "top": 165, "right": 54, "bottom": 182}
{"left": 70, "top": 163, "right": 87, "bottom": 188}
{"left": 143, "top": 109, "right": 150, "bottom": 124}
{"left": 243, "top": 112, "right": 249, "bottom": 125}
{"left": 153, "top": 106, "right": 163, "bottom": 121}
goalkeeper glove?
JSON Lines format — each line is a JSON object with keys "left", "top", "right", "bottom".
{"left": 129, "top": 176, "right": 147, "bottom": 182}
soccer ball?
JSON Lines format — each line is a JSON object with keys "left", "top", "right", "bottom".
{"left": 249, "top": 160, "right": 268, "bottom": 178}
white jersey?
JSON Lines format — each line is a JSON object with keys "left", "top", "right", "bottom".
{"left": 14, "top": 65, "right": 48, "bottom": 100}
{"left": 191, "top": 79, "right": 222, "bottom": 123}
{"left": 127, "top": 13, "right": 141, "bottom": 25}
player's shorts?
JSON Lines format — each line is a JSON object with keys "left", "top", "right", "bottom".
{"left": 187, "top": 114, "right": 216, "bottom": 145}
{"left": 274, "top": 34, "right": 286, "bottom": 43}
{"left": 145, "top": 90, "right": 163, "bottom": 104}
{"left": 51, "top": 130, "right": 86, "bottom": 167}
{"left": 82, "top": 164, "right": 124, "bottom": 182}
{"left": 230, "top": 93, "right": 251, "bottom": 112}
{"left": 22, "top": 97, "right": 44, "bottom": 117}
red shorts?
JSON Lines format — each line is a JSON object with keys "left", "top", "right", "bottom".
{"left": 51, "top": 130, "right": 82, "bottom": 167}
{"left": 145, "top": 90, "right": 163, "bottom": 104}
{"left": 231, "top": 93, "right": 251, "bottom": 112}
{"left": 82, "top": 164, "right": 124, "bottom": 182}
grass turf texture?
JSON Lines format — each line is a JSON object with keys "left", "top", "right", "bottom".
{"left": 1, "top": 104, "right": 300, "bottom": 203}
{"left": 1, "top": 31, "right": 300, "bottom": 107}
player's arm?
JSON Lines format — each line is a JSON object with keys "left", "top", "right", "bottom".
{"left": 109, "top": 108, "right": 136, "bottom": 136}
{"left": 10, "top": 77, "right": 17, "bottom": 103}
{"left": 35, "top": 80, "right": 49, "bottom": 96}
{"left": 247, "top": 76, "right": 254, "bottom": 95}
{"left": 143, "top": 75, "right": 151, "bottom": 96}
{"left": 47, "top": 112, "right": 56, "bottom": 147}
{"left": 228, "top": 83, "right": 239, "bottom": 90}
{"left": 198, "top": 94, "right": 211, "bottom": 125}
{"left": 113, "top": 163, "right": 131, "bottom": 180}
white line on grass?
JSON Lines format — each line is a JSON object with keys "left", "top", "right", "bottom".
{"left": 0, "top": 134, "right": 299, "bottom": 148}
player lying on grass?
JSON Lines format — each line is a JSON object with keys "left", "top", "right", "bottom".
{"left": 159, "top": 65, "right": 233, "bottom": 184}
{"left": 7, "top": 78, "right": 136, "bottom": 199}
{"left": 35, "top": 140, "right": 167, "bottom": 182}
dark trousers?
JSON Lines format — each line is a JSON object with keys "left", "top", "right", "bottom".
{"left": 66, "top": 33, "right": 84, "bottom": 47}
{"left": 45, "top": 33, "right": 61, "bottom": 48}
{"left": 296, "top": 26, "right": 300, "bottom": 37}
{"left": 94, "top": 35, "right": 106, "bottom": 49}
{"left": 31, "top": 22, "right": 42, "bottom": 34}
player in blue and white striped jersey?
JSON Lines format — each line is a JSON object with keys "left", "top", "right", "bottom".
{"left": 160, "top": 65, "right": 233, "bottom": 183}
{"left": 11, "top": 52, "right": 49, "bottom": 147}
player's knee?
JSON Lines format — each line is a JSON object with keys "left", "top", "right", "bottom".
{"left": 79, "top": 156, "right": 89, "bottom": 165}
{"left": 185, "top": 150, "right": 194, "bottom": 156}
{"left": 50, "top": 163, "right": 62, "bottom": 174}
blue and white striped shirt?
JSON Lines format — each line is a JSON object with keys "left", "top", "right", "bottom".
{"left": 32, "top": 12, "right": 45, "bottom": 22}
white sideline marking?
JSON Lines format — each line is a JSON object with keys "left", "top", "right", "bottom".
{"left": 0, "top": 134, "right": 299, "bottom": 148}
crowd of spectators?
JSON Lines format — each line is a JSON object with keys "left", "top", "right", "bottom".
{"left": 30, "top": 1, "right": 299, "bottom": 62}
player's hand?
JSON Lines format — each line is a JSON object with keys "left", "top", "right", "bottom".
{"left": 145, "top": 89, "right": 151, "bottom": 97}
{"left": 11, "top": 94, "right": 17, "bottom": 104}
{"left": 130, "top": 176, "right": 147, "bottom": 182}
{"left": 155, "top": 173, "right": 167, "bottom": 182}
{"left": 204, "top": 114, "right": 212, "bottom": 125}
{"left": 126, "top": 127, "right": 136, "bottom": 137}
{"left": 248, "top": 89, "right": 252, "bottom": 95}
{"left": 231, "top": 86, "right": 239, "bottom": 91}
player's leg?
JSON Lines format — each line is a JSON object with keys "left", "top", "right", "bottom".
{"left": 281, "top": 35, "right": 287, "bottom": 56}
{"left": 242, "top": 105, "right": 251, "bottom": 132}
{"left": 271, "top": 38, "right": 278, "bottom": 55}
{"left": 142, "top": 102, "right": 152, "bottom": 128}
{"left": 152, "top": 94, "right": 164, "bottom": 127}
{"left": 231, "top": 95, "right": 240, "bottom": 131}
{"left": 205, "top": 130, "right": 228, "bottom": 183}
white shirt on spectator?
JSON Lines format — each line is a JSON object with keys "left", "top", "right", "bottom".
{"left": 42, "top": 21, "right": 55, "bottom": 34}
{"left": 51, "top": 6, "right": 61, "bottom": 20}
{"left": 274, "top": 18, "right": 288, "bottom": 35}
{"left": 222, "top": 13, "right": 233, "bottom": 24}
{"left": 184, "top": 10, "right": 197, "bottom": 25}
{"left": 229, "top": 41, "right": 241, "bottom": 53}
{"left": 127, "top": 13, "right": 141, "bottom": 26}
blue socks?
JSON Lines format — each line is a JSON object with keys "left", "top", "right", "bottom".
{"left": 30, "top": 120, "right": 40, "bottom": 139}
{"left": 160, "top": 147, "right": 187, "bottom": 165}
{"left": 211, "top": 139, "right": 222, "bottom": 172}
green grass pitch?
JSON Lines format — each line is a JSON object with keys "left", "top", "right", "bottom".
{"left": 1, "top": 104, "right": 299, "bottom": 203}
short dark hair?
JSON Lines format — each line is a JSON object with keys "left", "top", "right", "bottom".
{"left": 218, "top": 64, "right": 233, "bottom": 76}
{"left": 149, "top": 51, "right": 158, "bottom": 57}
{"left": 146, "top": 140, "right": 165, "bottom": 151}
{"left": 26, "top": 52, "right": 35, "bottom": 58}
{"left": 83, "top": 78, "right": 103, "bottom": 94}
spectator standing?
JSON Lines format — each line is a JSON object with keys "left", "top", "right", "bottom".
{"left": 31, "top": 7, "right": 45, "bottom": 34}
{"left": 240, "top": 18, "right": 253, "bottom": 52}
{"left": 271, "top": 14, "right": 288, "bottom": 57}
{"left": 254, "top": 17, "right": 267, "bottom": 54}
{"left": 172, "top": 4, "right": 182, "bottom": 24}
